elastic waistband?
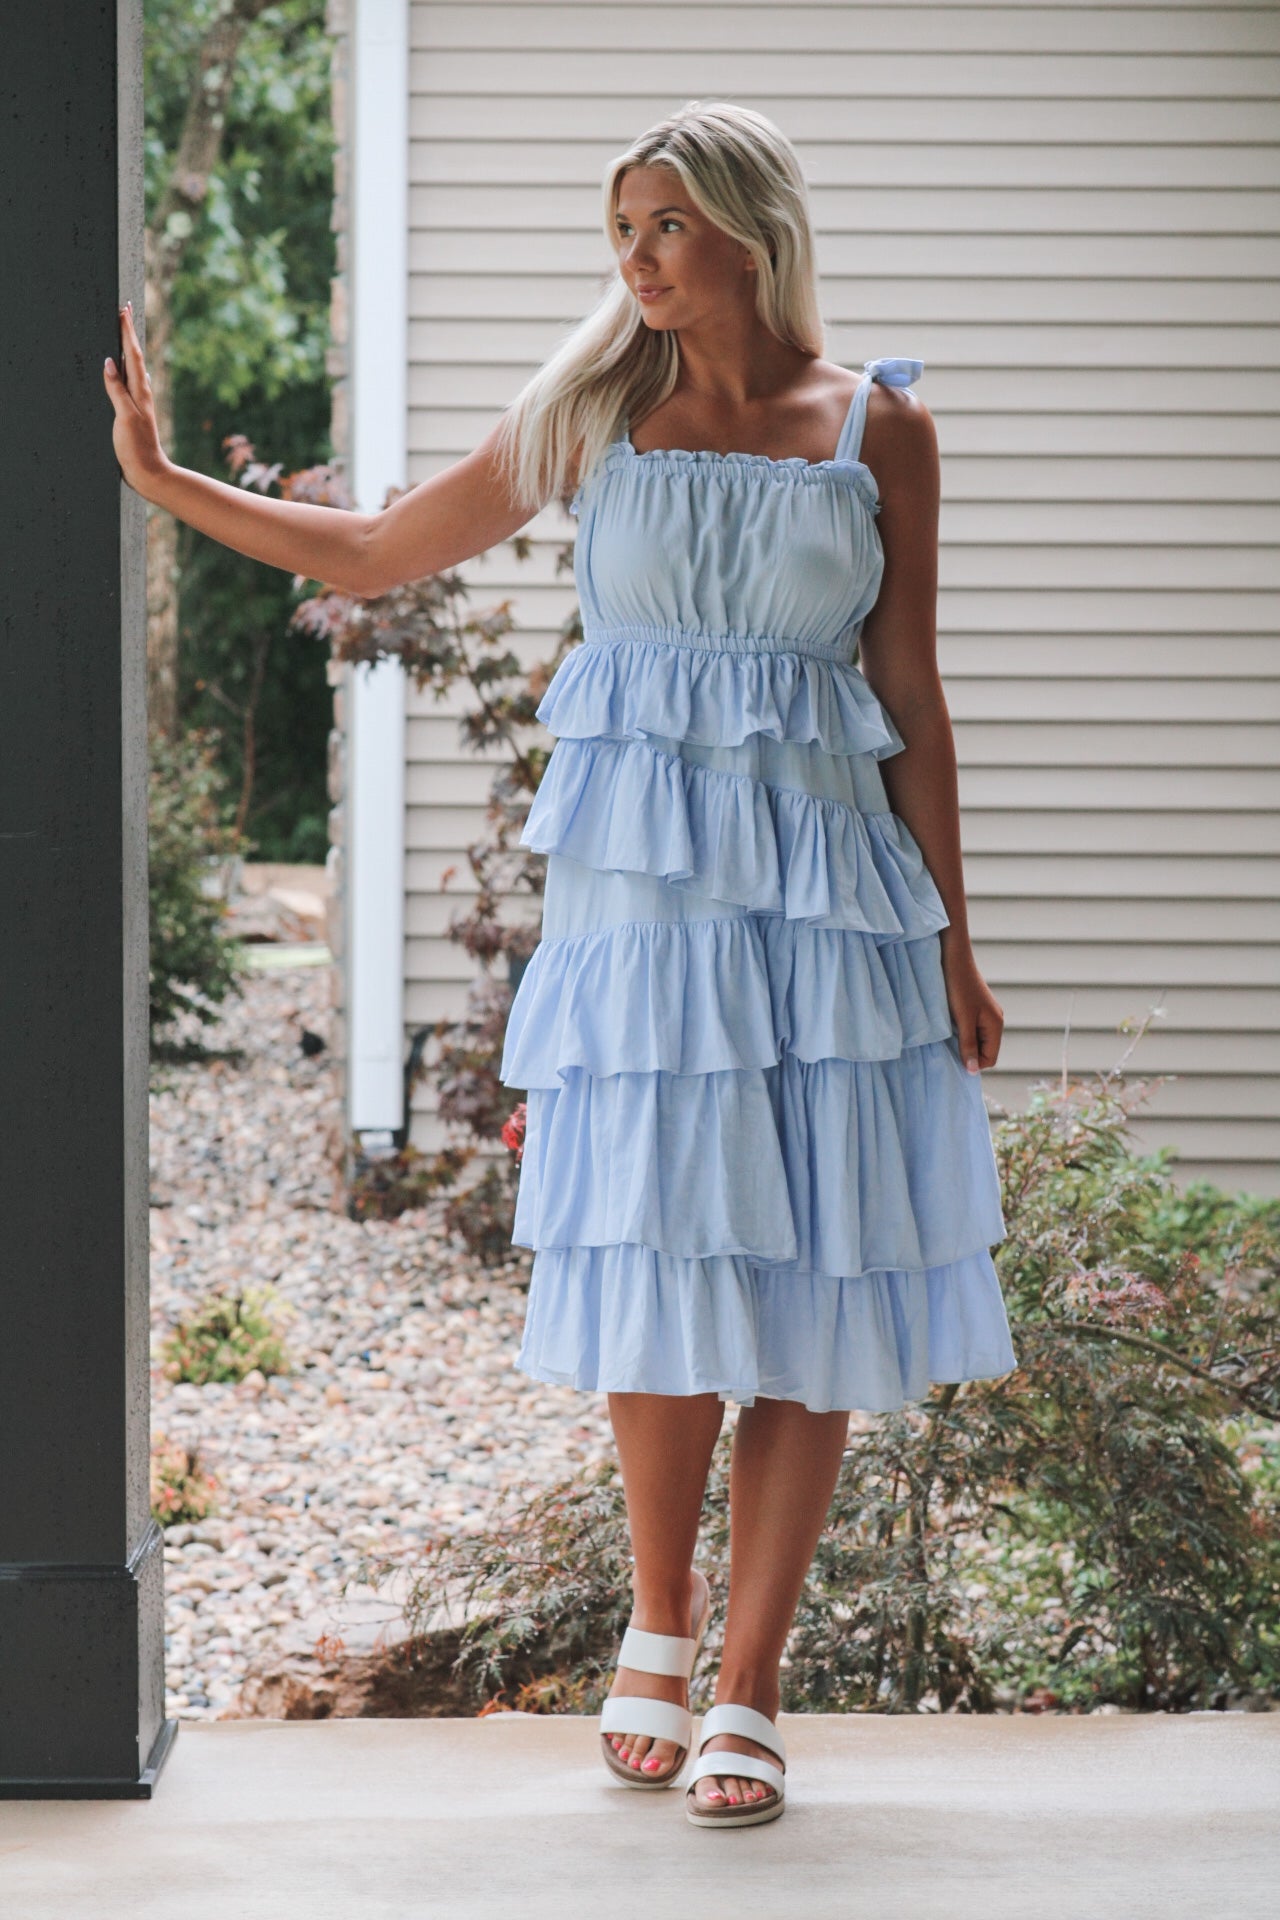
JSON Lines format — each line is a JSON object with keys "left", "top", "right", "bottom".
{"left": 581, "top": 622, "right": 860, "bottom": 664}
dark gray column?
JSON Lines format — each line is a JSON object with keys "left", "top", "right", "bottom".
{"left": 0, "top": 0, "right": 176, "bottom": 1796}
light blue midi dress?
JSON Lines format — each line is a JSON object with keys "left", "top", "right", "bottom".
{"left": 499, "top": 357, "right": 1018, "bottom": 1414}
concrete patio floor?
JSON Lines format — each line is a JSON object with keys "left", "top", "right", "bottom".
{"left": 1, "top": 1712, "right": 1277, "bottom": 1920}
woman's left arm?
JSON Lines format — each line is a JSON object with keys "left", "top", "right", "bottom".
{"left": 855, "top": 386, "right": 1004, "bottom": 1075}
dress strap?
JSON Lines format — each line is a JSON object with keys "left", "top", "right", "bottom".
{"left": 835, "top": 356, "right": 925, "bottom": 464}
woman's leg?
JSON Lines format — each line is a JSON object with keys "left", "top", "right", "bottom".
{"left": 690, "top": 1396, "right": 849, "bottom": 1810}
{"left": 603, "top": 1389, "right": 726, "bottom": 1781}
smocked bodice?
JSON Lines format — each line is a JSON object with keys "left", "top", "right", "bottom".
{"left": 569, "top": 357, "right": 923, "bottom": 662}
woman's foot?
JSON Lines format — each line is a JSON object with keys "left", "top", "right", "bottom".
{"left": 687, "top": 1678, "right": 783, "bottom": 1811}
{"left": 602, "top": 1568, "right": 710, "bottom": 1784}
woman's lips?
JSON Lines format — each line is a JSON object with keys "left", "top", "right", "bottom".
{"left": 636, "top": 286, "right": 671, "bottom": 302}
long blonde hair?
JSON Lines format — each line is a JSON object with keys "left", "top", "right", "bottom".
{"left": 493, "top": 100, "right": 826, "bottom": 515}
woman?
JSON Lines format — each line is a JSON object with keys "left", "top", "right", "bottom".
{"left": 106, "top": 99, "right": 1015, "bottom": 1829}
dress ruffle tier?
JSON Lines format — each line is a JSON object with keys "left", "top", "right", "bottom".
{"left": 499, "top": 359, "right": 1016, "bottom": 1413}
{"left": 520, "top": 733, "right": 950, "bottom": 939}
{"left": 533, "top": 629, "right": 906, "bottom": 758}
{"left": 516, "top": 1248, "right": 1014, "bottom": 1415}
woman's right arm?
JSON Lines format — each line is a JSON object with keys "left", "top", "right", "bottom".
{"left": 105, "top": 302, "right": 540, "bottom": 597}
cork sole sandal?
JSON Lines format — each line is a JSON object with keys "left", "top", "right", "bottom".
{"left": 598, "top": 1571, "right": 712, "bottom": 1789}
{"left": 685, "top": 1704, "right": 787, "bottom": 1828}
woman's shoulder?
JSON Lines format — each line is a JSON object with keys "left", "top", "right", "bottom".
{"left": 863, "top": 373, "right": 938, "bottom": 506}
{"left": 863, "top": 358, "right": 934, "bottom": 446}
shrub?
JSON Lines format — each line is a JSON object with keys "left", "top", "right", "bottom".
{"left": 160, "top": 1283, "right": 292, "bottom": 1385}
{"left": 355, "top": 1034, "right": 1280, "bottom": 1716}
{"left": 359, "top": 1461, "right": 640, "bottom": 1716}
{"left": 151, "top": 1433, "right": 220, "bottom": 1527}
{"left": 149, "top": 727, "right": 244, "bottom": 1040}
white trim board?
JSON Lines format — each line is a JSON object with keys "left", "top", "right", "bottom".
{"left": 348, "top": 0, "right": 409, "bottom": 1135}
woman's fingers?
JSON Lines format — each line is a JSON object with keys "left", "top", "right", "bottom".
{"left": 118, "top": 301, "right": 147, "bottom": 387}
{"left": 123, "top": 302, "right": 144, "bottom": 380}
{"left": 106, "top": 299, "right": 167, "bottom": 493}
{"left": 106, "top": 303, "right": 134, "bottom": 395}
{"left": 113, "top": 301, "right": 157, "bottom": 416}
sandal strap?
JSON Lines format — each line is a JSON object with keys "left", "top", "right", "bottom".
{"left": 599, "top": 1695, "right": 692, "bottom": 1747}
{"left": 686, "top": 1750, "right": 786, "bottom": 1796}
{"left": 618, "top": 1624, "right": 698, "bottom": 1678}
{"left": 698, "top": 1702, "right": 786, "bottom": 1764}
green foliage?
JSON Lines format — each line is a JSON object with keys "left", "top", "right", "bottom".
{"left": 149, "top": 728, "right": 244, "bottom": 1040}
{"left": 1133, "top": 1173, "right": 1280, "bottom": 1280}
{"left": 178, "top": 495, "right": 334, "bottom": 864}
{"left": 151, "top": 1433, "right": 220, "bottom": 1526}
{"left": 147, "top": 0, "right": 335, "bottom": 858}
{"left": 358, "top": 1047, "right": 1280, "bottom": 1716}
{"left": 159, "top": 1284, "right": 293, "bottom": 1386}
{"left": 145, "top": 0, "right": 334, "bottom": 405}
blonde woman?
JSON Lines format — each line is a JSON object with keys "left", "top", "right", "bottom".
{"left": 106, "top": 99, "right": 1014, "bottom": 1829}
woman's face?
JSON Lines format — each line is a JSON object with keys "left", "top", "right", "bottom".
{"left": 612, "top": 164, "right": 756, "bottom": 332}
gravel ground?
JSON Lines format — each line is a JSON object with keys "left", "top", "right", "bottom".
{"left": 150, "top": 960, "right": 615, "bottom": 1722}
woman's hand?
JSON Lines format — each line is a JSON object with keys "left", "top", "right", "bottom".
{"left": 104, "top": 301, "right": 170, "bottom": 496}
{"left": 100, "top": 297, "right": 533, "bottom": 591}
{"left": 941, "top": 937, "right": 1004, "bottom": 1074}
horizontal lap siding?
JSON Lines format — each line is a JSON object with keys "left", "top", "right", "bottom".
{"left": 405, "top": 1, "right": 1280, "bottom": 1192}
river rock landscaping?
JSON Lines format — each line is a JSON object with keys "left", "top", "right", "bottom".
{"left": 149, "top": 957, "right": 614, "bottom": 1721}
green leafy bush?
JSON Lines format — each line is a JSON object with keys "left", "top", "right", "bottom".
{"left": 357, "top": 1040, "right": 1280, "bottom": 1716}
{"left": 160, "top": 1283, "right": 292, "bottom": 1386}
{"left": 149, "top": 728, "right": 243, "bottom": 1040}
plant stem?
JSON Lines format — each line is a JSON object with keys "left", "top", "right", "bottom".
{"left": 902, "top": 1384, "right": 960, "bottom": 1707}
{"left": 1059, "top": 1323, "right": 1276, "bottom": 1419}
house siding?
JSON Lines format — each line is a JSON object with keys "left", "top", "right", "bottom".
{"left": 398, "top": 1, "right": 1280, "bottom": 1193}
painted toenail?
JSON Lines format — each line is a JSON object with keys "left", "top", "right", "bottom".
{"left": 642, "top": 1756, "right": 660, "bottom": 1771}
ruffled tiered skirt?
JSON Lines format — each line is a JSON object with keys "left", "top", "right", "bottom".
{"left": 499, "top": 631, "right": 1017, "bottom": 1413}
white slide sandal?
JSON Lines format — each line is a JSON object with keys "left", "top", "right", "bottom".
{"left": 598, "top": 1571, "right": 712, "bottom": 1789}
{"left": 685, "top": 1703, "right": 787, "bottom": 1827}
